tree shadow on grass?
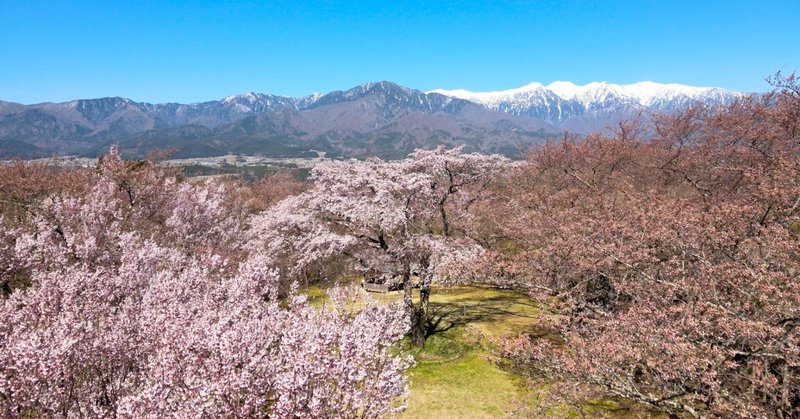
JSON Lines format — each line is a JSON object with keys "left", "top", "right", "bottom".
{"left": 437, "top": 290, "right": 541, "bottom": 311}
{"left": 424, "top": 293, "right": 541, "bottom": 339}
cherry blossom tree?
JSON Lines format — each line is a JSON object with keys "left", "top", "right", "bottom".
{"left": 486, "top": 82, "right": 800, "bottom": 417}
{"left": 251, "top": 146, "right": 509, "bottom": 346}
{"left": 0, "top": 149, "right": 411, "bottom": 417}
{"left": 239, "top": 170, "right": 308, "bottom": 213}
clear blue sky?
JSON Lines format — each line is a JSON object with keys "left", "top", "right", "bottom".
{"left": 1, "top": 0, "right": 797, "bottom": 104}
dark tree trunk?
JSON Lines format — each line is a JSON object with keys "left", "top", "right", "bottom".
{"left": 407, "top": 266, "right": 432, "bottom": 347}
{"left": 410, "top": 309, "right": 427, "bottom": 347}
{"left": 402, "top": 265, "right": 425, "bottom": 347}
{"left": 412, "top": 275, "right": 432, "bottom": 347}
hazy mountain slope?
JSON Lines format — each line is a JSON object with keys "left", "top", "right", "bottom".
{"left": 110, "top": 82, "right": 556, "bottom": 159}
{"left": 0, "top": 80, "right": 742, "bottom": 159}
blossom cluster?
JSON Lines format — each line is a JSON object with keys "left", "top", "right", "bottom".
{"left": 0, "top": 148, "right": 410, "bottom": 417}
{"left": 486, "top": 80, "right": 800, "bottom": 417}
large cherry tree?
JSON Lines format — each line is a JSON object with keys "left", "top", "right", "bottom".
{"left": 252, "top": 146, "right": 509, "bottom": 346}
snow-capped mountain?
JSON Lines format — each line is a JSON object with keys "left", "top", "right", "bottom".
{"left": 0, "top": 81, "right": 553, "bottom": 159}
{"left": 430, "top": 81, "right": 743, "bottom": 124}
{"left": 0, "top": 80, "right": 746, "bottom": 160}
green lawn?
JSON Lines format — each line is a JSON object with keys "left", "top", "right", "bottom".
{"left": 398, "top": 286, "right": 542, "bottom": 418}
{"left": 302, "top": 284, "right": 663, "bottom": 418}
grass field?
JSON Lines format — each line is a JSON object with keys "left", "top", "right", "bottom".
{"left": 303, "top": 284, "right": 663, "bottom": 418}
{"left": 399, "top": 287, "right": 538, "bottom": 418}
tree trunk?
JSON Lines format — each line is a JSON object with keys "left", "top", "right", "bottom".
{"left": 403, "top": 266, "right": 413, "bottom": 317}
{"left": 401, "top": 266, "right": 423, "bottom": 347}
{"left": 410, "top": 308, "right": 426, "bottom": 347}
{"left": 410, "top": 269, "right": 432, "bottom": 347}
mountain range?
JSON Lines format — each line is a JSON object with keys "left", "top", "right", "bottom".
{"left": 0, "top": 81, "right": 742, "bottom": 160}
{"left": 430, "top": 81, "right": 742, "bottom": 132}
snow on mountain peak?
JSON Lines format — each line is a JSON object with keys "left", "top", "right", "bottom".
{"left": 430, "top": 81, "right": 738, "bottom": 114}
{"left": 430, "top": 81, "right": 545, "bottom": 98}
{"left": 544, "top": 81, "right": 635, "bottom": 107}
{"left": 429, "top": 81, "right": 550, "bottom": 108}
{"left": 620, "top": 82, "right": 689, "bottom": 104}
{"left": 428, "top": 80, "right": 740, "bottom": 124}
{"left": 222, "top": 92, "right": 258, "bottom": 104}
{"left": 545, "top": 81, "right": 582, "bottom": 99}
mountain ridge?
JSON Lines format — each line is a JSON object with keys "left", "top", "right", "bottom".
{"left": 429, "top": 81, "right": 743, "bottom": 124}
{"left": 0, "top": 80, "right": 743, "bottom": 160}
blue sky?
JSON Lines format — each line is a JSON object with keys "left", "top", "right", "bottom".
{"left": 1, "top": 0, "right": 797, "bottom": 104}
